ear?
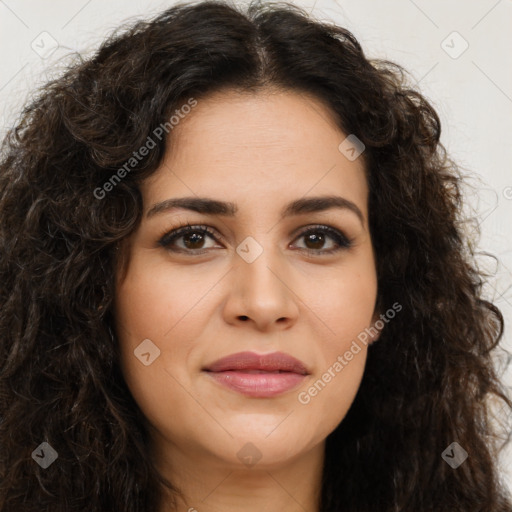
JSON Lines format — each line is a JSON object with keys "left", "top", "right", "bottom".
{"left": 368, "top": 310, "right": 383, "bottom": 345}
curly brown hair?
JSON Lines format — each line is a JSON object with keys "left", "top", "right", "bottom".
{"left": 0, "top": 1, "right": 511, "bottom": 510}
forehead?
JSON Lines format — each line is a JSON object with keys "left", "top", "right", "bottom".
{"left": 142, "top": 88, "right": 368, "bottom": 217}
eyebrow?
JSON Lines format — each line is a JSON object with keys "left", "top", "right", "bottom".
{"left": 146, "top": 195, "right": 365, "bottom": 225}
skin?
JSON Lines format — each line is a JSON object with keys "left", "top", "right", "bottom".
{"left": 114, "top": 87, "right": 381, "bottom": 512}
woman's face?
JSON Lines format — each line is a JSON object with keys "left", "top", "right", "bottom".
{"left": 114, "top": 88, "right": 379, "bottom": 471}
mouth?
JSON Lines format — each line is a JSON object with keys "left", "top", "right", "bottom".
{"left": 202, "top": 351, "right": 310, "bottom": 398}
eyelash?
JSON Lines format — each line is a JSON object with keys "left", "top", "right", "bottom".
{"left": 157, "top": 223, "right": 353, "bottom": 256}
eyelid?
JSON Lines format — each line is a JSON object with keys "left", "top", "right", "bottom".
{"left": 157, "top": 222, "right": 354, "bottom": 254}
{"left": 290, "top": 224, "right": 353, "bottom": 252}
{"left": 157, "top": 223, "right": 224, "bottom": 248}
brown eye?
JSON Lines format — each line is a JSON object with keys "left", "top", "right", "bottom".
{"left": 291, "top": 225, "right": 353, "bottom": 255}
{"left": 182, "top": 231, "right": 207, "bottom": 249}
{"left": 158, "top": 225, "right": 220, "bottom": 253}
{"left": 304, "top": 232, "right": 326, "bottom": 250}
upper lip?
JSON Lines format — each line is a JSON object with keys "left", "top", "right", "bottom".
{"left": 203, "top": 351, "right": 310, "bottom": 375}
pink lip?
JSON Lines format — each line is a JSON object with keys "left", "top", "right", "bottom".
{"left": 202, "top": 351, "right": 310, "bottom": 398}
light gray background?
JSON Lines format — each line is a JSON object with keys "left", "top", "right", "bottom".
{"left": 1, "top": 0, "right": 511, "bottom": 496}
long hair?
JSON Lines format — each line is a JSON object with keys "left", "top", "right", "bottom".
{"left": 1, "top": 1, "right": 511, "bottom": 510}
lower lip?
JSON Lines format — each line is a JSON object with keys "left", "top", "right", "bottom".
{"left": 204, "top": 370, "right": 307, "bottom": 397}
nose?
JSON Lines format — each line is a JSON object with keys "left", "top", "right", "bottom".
{"left": 222, "top": 243, "right": 300, "bottom": 331}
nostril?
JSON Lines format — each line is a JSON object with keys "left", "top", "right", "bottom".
{"left": 239, "top": 315, "right": 249, "bottom": 321}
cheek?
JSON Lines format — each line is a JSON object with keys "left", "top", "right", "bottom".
{"left": 293, "top": 263, "right": 376, "bottom": 429}
{"left": 114, "top": 285, "right": 197, "bottom": 445}
{"left": 295, "top": 275, "right": 373, "bottom": 437}
{"left": 300, "top": 259, "right": 377, "bottom": 348}
{"left": 113, "top": 258, "right": 217, "bottom": 430}
{"left": 114, "top": 256, "right": 220, "bottom": 341}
